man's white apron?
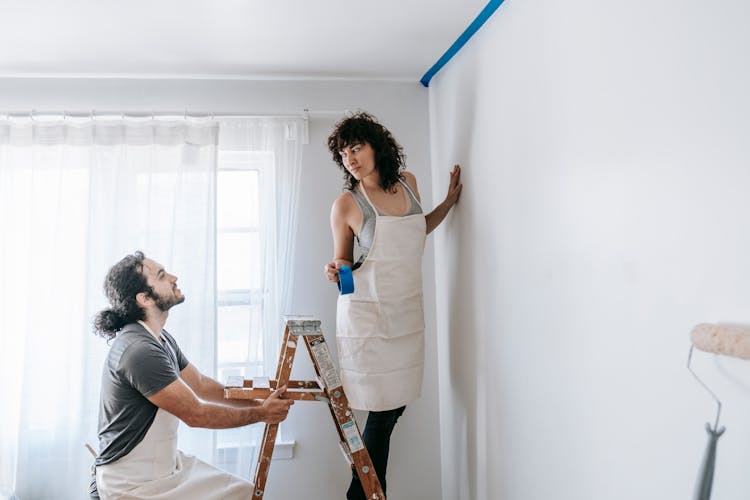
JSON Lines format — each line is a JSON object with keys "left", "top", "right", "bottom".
{"left": 96, "top": 409, "right": 252, "bottom": 499}
{"left": 336, "top": 179, "right": 427, "bottom": 411}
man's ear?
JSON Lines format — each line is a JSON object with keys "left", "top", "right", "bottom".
{"left": 135, "top": 291, "right": 152, "bottom": 308}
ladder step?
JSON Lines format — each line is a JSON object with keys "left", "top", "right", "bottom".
{"left": 283, "top": 315, "right": 322, "bottom": 336}
{"left": 224, "top": 387, "right": 325, "bottom": 402}
{"left": 225, "top": 379, "right": 322, "bottom": 389}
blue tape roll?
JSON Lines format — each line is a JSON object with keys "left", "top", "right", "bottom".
{"left": 337, "top": 265, "right": 354, "bottom": 295}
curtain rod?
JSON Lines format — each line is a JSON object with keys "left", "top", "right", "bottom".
{"left": 2, "top": 108, "right": 349, "bottom": 120}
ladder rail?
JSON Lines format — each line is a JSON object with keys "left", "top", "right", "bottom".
{"left": 250, "top": 324, "right": 299, "bottom": 498}
{"left": 303, "top": 334, "right": 385, "bottom": 499}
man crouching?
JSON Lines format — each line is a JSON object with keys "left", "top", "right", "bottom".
{"left": 89, "top": 251, "right": 292, "bottom": 499}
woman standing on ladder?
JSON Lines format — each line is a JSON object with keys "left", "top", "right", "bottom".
{"left": 323, "top": 112, "right": 462, "bottom": 499}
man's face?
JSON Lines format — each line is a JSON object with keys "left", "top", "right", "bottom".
{"left": 141, "top": 258, "right": 185, "bottom": 312}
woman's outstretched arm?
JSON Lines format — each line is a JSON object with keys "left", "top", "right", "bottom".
{"left": 425, "top": 164, "right": 462, "bottom": 234}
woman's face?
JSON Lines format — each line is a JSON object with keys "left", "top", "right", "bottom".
{"left": 340, "top": 142, "right": 376, "bottom": 181}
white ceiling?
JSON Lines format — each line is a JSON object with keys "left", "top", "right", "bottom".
{"left": 0, "top": 1, "right": 488, "bottom": 81}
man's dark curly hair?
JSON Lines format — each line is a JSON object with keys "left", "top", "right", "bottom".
{"left": 93, "top": 251, "right": 154, "bottom": 341}
{"left": 327, "top": 112, "right": 406, "bottom": 192}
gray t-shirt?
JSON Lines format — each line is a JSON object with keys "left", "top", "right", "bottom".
{"left": 95, "top": 322, "right": 189, "bottom": 466}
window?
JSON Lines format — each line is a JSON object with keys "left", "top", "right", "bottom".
{"left": 216, "top": 150, "right": 271, "bottom": 381}
{"left": 214, "top": 150, "right": 274, "bottom": 473}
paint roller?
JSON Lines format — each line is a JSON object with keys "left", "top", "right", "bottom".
{"left": 688, "top": 323, "right": 750, "bottom": 500}
{"left": 691, "top": 323, "right": 750, "bottom": 360}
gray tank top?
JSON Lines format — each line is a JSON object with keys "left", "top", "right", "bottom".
{"left": 347, "top": 179, "right": 423, "bottom": 267}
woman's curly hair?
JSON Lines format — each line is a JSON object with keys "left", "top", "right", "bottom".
{"left": 93, "top": 251, "right": 154, "bottom": 342}
{"left": 327, "top": 111, "right": 406, "bottom": 192}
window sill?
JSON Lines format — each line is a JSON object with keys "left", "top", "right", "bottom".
{"left": 216, "top": 438, "right": 296, "bottom": 461}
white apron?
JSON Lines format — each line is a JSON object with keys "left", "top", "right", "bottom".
{"left": 96, "top": 409, "right": 252, "bottom": 499}
{"left": 336, "top": 180, "right": 427, "bottom": 411}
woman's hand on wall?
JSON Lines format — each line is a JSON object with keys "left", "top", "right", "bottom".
{"left": 444, "top": 164, "right": 462, "bottom": 207}
{"left": 426, "top": 164, "right": 463, "bottom": 234}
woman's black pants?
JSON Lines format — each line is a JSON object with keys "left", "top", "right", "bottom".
{"left": 346, "top": 406, "right": 406, "bottom": 500}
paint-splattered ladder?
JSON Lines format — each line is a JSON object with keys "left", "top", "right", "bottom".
{"left": 224, "top": 316, "right": 385, "bottom": 499}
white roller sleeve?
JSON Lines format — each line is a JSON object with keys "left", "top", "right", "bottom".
{"left": 691, "top": 323, "right": 750, "bottom": 360}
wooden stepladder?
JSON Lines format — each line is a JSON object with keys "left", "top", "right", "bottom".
{"left": 224, "top": 316, "right": 385, "bottom": 499}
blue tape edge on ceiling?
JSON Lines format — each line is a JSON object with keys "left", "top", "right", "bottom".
{"left": 419, "top": 0, "right": 506, "bottom": 87}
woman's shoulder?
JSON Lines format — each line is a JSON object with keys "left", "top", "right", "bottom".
{"left": 331, "top": 190, "right": 357, "bottom": 214}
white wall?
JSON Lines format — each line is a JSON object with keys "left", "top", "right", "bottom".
{"left": 428, "top": 1, "right": 750, "bottom": 499}
{"left": 0, "top": 78, "right": 441, "bottom": 499}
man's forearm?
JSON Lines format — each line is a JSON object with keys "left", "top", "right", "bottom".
{"left": 186, "top": 402, "right": 267, "bottom": 429}
{"left": 198, "top": 375, "right": 262, "bottom": 408}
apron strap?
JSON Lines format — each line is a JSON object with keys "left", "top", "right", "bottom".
{"left": 357, "top": 182, "right": 378, "bottom": 213}
{"left": 398, "top": 178, "right": 424, "bottom": 212}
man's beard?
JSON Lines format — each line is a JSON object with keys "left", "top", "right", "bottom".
{"left": 153, "top": 290, "right": 185, "bottom": 312}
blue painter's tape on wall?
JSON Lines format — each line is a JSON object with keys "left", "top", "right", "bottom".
{"left": 338, "top": 265, "right": 354, "bottom": 295}
{"left": 419, "top": 0, "right": 506, "bottom": 87}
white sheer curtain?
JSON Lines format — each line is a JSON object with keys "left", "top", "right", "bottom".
{"left": 212, "top": 117, "right": 304, "bottom": 478}
{"left": 218, "top": 117, "right": 305, "bottom": 377}
{"left": 0, "top": 116, "right": 218, "bottom": 500}
{"left": 0, "top": 114, "right": 305, "bottom": 497}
